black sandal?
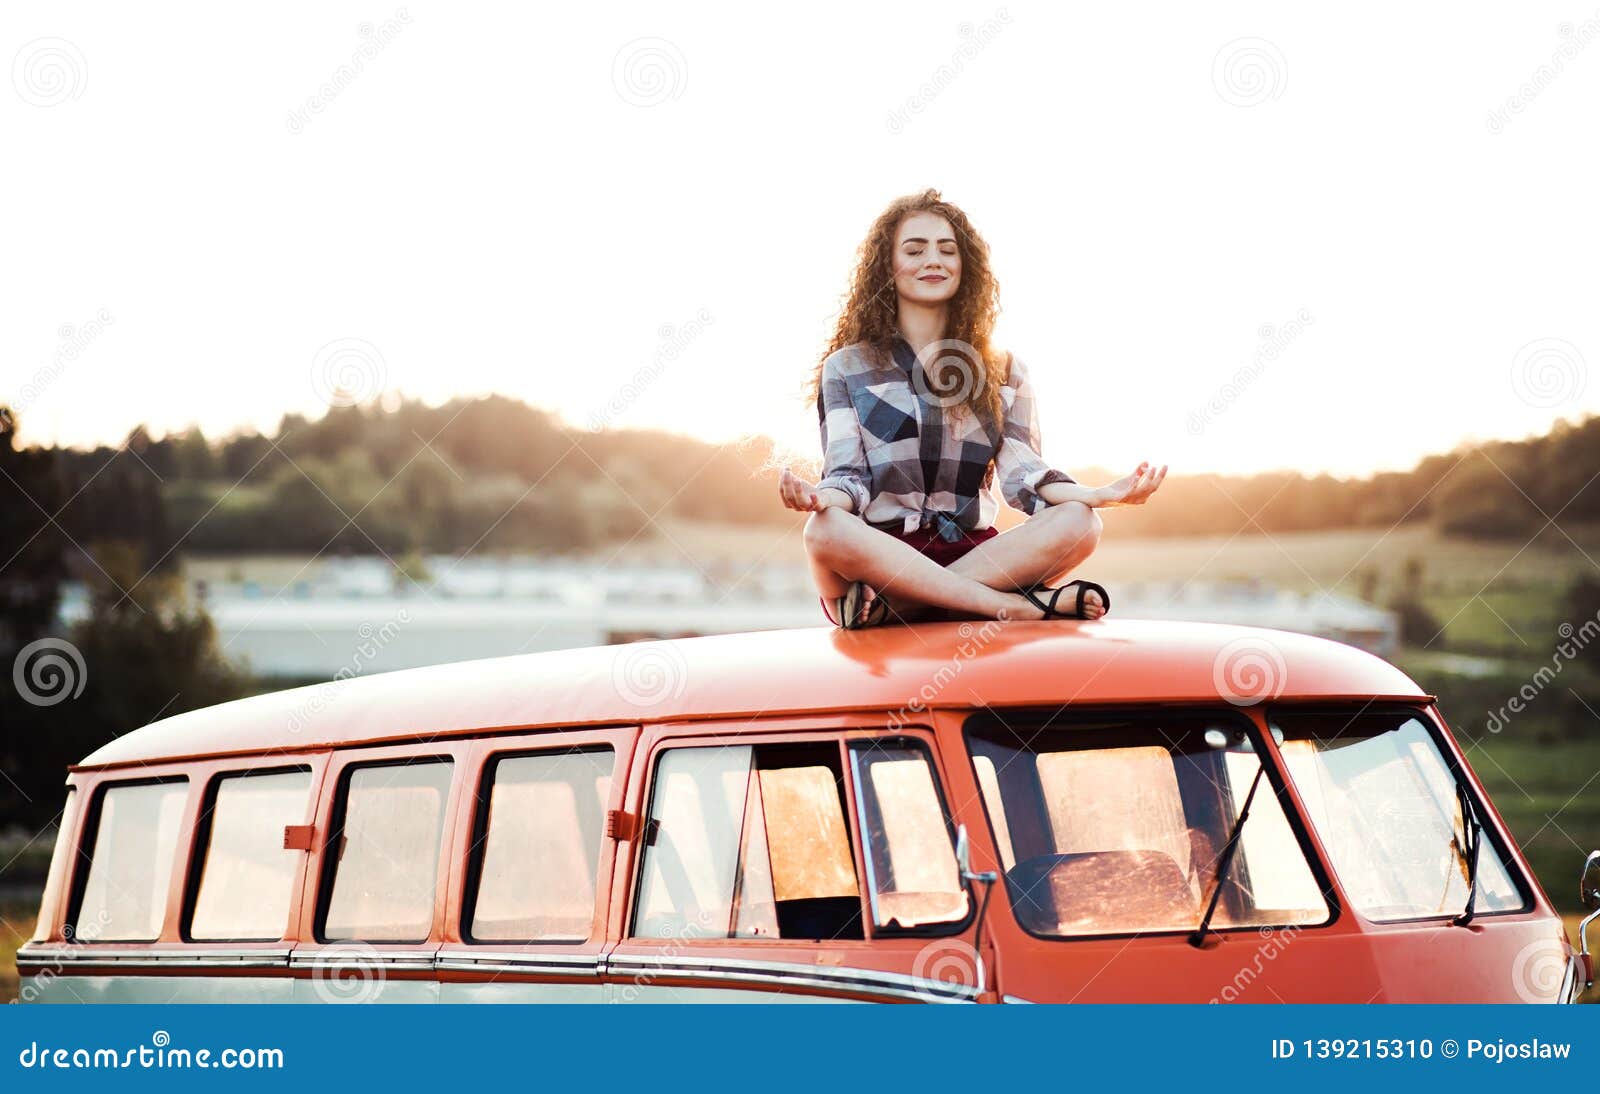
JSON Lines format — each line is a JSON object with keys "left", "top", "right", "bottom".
{"left": 1021, "top": 579, "right": 1110, "bottom": 620}
{"left": 836, "top": 581, "right": 892, "bottom": 629}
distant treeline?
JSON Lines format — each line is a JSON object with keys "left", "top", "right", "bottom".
{"left": 5, "top": 398, "right": 1599, "bottom": 563}
{"left": 8, "top": 396, "right": 790, "bottom": 561}
{"left": 1070, "top": 415, "right": 1600, "bottom": 540}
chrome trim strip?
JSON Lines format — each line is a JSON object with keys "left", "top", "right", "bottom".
{"left": 606, "top": 953, "right": 976, "bottom": 1003}
{"left": 288, "top": 950, "right": 434, "bottom": 970}
{"left": 18, "top": 945, "right": 975, "bottom": 1001}
{"left": 1559, "top": 955, "right": 1578, "bottom": 1005}
{"left": 16, "top": 946, "right": 293, "bottom": 970}
{"left": 434, "top": 951, "right": 600, "bottom": 978}
{"left": 1001, "top": 993, "right": 1037, "bottom": 1004}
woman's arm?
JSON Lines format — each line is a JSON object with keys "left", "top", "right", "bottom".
{"left": 779, "top": 471, "right": 855, "bottom": 512}
{"left": 1039, "top": 462, "right": 1167, "bottom": 509}
{"left": 780, "top": 354, "right": 872, "bottom": 514}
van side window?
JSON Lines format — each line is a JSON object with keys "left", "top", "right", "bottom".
{"left": 849, "top": 742, "right": 970, "bottom": 932}
{"left": 31, "top": 789, "right": 79, "bottom": 942}
{"left": 633, "top": 743, "right": 862, "bottom": 941}
{"left": 467, "top": 749, "right": 613, "bottom": 942}
{"left": 321, "top": 760, "right": 453, "bottom": 943}
{"left": 74, "top": 780, "right": 189, "bottom": 942}
{"left": 189, "top": 769, "right": 313, "bottom": 941}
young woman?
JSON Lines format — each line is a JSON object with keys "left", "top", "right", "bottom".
{"left": 779, "top": 189, "right": 1167, "bottom": 628}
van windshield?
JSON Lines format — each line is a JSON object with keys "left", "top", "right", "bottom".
{"left": 967, "top": 713, "right": 1329, "bottom": 938}
{"left": 1269, "top": 709, "right": 1524, "bottom": 922}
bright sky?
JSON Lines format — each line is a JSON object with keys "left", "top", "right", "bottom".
{"left": 5, "top": 2, "right": 1598, "bottom": 478}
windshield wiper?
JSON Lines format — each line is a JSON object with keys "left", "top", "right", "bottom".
{"left": 1452, "top": 781, "right": 1482, "bottom": 926}
{"left": 1189, "top": 765, "right": 1266, "bottom": 948}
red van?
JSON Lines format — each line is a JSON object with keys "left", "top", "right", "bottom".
{"left": 17, "top": 619, "right": 1595, "bottom": 1003}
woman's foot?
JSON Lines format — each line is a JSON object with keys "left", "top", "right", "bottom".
{"left": 834, "top": 581, "right": 893, "bottom": 629}
{"left": 1009, "top": 580, "right": 1110, "bottom": 621}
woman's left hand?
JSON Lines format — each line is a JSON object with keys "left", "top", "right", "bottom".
{"left": 1096, "top": 462, "right": 1167, "bottom": 507}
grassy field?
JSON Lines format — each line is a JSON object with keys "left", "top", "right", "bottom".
{"left": 642, "top": 517, "right": 1600, "bottom": 649}
{"left": 1451, "top": 733, "right": 1600, "bottom": 914}
{"left": 647, "top": 516, "right": 1600, "bottom": 586}
{"left": 2, "top": 902, "right": 31, "bottom": 1004}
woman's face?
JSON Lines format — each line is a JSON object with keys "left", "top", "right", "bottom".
{"left": 891, "top": 211, "right": 961, "bottom": 307}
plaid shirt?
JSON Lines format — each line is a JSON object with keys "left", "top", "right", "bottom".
{"left": 815, "top": 337, "right": 1075, "bottom": 540}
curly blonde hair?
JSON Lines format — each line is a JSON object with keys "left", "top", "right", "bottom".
{"left": 808, "top": 188, "right": 1007, "bottom": 436}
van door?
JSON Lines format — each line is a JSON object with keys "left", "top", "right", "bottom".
{"left": 436, "top": 726, "right": 638, "bottom": 1003}
{"left": 603, "top": 721, "right": 982, "bottom": 1004}
{"left": 289, "top": 741, "right": 472, "bottom": 1003}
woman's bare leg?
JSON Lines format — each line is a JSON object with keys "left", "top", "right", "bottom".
{"left": 945, "top": 501, "right": 1106, "bottom": 615}
{"left": 803, "top": 508, "right": 1045, "bottom": 621}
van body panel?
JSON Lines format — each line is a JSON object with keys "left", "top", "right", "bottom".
{"left": 72, "top": 622, "right": 1424, "bottom": 770}
{"left": 19, "top": 623, "right": 1575, "bottom": 1004}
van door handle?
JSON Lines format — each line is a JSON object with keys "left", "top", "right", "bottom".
{"left": 605, "top": 810, "right": 639, "bottom": 842}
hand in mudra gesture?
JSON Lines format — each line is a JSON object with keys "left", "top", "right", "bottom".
{"left": 779, "top": 468, "right": 852, "bottom": 512}
{"left": 1097, "top": 462, "right": 1167, "bottom": 507}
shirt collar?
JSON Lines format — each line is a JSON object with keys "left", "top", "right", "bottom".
{"left": 888, "top": 331, "right": 917, "bottom": 373}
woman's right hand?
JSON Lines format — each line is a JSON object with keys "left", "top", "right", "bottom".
{"left": 1095, "top": 461, "right": 1168, "bottom": 507}
{"left": 779, "top": 468, "right": 849, "bottom": 512}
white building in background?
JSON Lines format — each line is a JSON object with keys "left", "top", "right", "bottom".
{"left": 54, "top": 559, "right": 1397, "bottom": 679}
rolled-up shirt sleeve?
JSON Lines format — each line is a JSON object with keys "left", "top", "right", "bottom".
{"left": 814, "top": 356, "right": 874, "bottom": 515}
{"left": 995, "top": 353, "right": 1075, "bottom": 514}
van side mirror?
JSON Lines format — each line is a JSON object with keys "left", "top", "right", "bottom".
{"left": 955, "top": 824, "right": 996, "bottom": 884}
{"left": 1579, "top": 851, "right": 1600, "bottom": 993}
{"left": 953, "top": 823, "right": 999, "bottom": 999}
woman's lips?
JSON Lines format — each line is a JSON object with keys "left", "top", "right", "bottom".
{"left": 917, "top": 274, "right": 947, "bottom": 282}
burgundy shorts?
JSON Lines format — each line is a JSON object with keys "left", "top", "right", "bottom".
{"left": 818, "top": 524, "right": 999, "bottom": 623}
